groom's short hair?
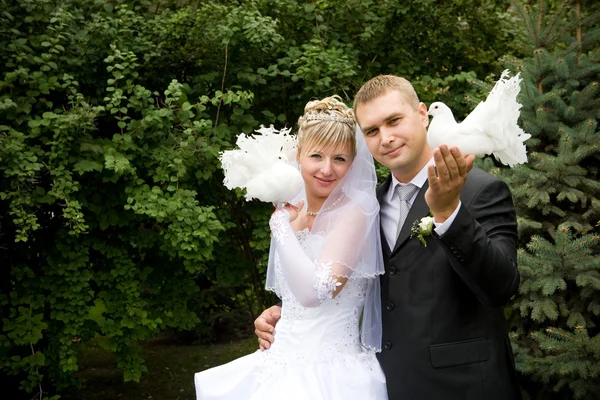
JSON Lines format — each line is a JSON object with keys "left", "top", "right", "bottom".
{"left": 354, "top": 75, "right": 420, "bottom": 112}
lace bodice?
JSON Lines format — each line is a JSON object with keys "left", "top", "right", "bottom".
{"left": 265, "top": 228, "right": 370, "bottom": 365}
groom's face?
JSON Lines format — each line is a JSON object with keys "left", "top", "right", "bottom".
{"left": 356, "top": 90, "right": 431, "bottom": 182}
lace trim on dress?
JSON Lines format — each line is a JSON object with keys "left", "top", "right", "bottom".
{"left": 274, "top": 222, "right": 382, "bottom": 279}
{"left": 295, "top": 227, "right": 311, "bottom": 241}
{"left": 313, "top": 261, "right": 342, "bottom": 301}
{"left": 267, "top": 211, "right": 381, "bottom": 307}
{"left": 323, "top": 260, "right": 387, "bottom": 279}
{"left": 269, "top": 210, "right": 289, "bottom": 245}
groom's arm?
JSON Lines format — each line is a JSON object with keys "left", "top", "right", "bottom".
{"left": 437, "top": 176, "right": 519, "bottom": 307}
{"left": 426, "top": 145, "right": 519, "bottom": 307}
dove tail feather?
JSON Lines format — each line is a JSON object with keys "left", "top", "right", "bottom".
{"left": 428, "top": 70, "right": 531, "bottom": 166}
{"left": 219, "top": 125, "right": 303, "bottom": 202}
{"left": 485, "top": 70, "right": 532, "bottom": 167}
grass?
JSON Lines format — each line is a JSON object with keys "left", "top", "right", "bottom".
{"left": 65, "top": 335, "right": 258, "bottom": 400}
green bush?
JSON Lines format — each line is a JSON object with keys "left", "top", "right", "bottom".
{"left": 0, "top": 0, "right": 519, "bottom": 397}
{"left": 492, "top": 2, "right": 600, "bottom": 398}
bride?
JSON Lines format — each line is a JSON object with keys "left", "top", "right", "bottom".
{"left": 194, "top": 95, "right": 388, "bottom": 400}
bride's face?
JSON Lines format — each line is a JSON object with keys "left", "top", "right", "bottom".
{"left": 297, "top": 144, "right": 353, "bottom": 200}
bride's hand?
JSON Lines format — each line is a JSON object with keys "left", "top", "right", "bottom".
{"left": 281, "top": 200, "right": 304, "bottom": 223}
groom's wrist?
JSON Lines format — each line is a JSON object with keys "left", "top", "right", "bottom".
{"left": 433, "top": 201, "right": 462, "bottom": 236}
{"left": 432, "top": 203, "right": 459, "bottom": 224}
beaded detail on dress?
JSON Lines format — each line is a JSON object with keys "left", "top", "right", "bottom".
{"left": 269, "top": 230, "right": 367, "bottom": 354}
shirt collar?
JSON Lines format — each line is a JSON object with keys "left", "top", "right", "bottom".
{"left": 386, "top": 158, "right": 434, "bottom": 202}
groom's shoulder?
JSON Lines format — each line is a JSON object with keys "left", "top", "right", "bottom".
{"left": 463, "top": 166, "right": 509, "bottom": 198}
{"left": 466, "top": 166, "right": 502, "bottom": 186}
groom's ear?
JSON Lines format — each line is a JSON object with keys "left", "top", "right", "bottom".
{"left": 418, "top": 102, "right": 429, "bottom": 127}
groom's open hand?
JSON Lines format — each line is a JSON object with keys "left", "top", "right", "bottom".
{"left": 425, "top": 145, "right": 475, "bottom": 224}
{"left": 255, "top": 305, "right": 282, "bottom": 351}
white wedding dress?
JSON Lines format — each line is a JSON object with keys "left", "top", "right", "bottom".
{"left": 194, "top": 228, "right": 388, "bottom": 400}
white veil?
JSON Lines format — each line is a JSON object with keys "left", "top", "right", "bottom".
{"left": 265, "top": 125, "right": 384, "bottom": 352}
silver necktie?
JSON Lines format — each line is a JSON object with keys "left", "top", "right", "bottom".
{"left": 395, "top": 183, "right": 419, "bottom": 240}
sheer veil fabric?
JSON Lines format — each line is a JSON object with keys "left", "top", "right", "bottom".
{"left": 266, "top": 125, "right": 385, "bottom": 352}
{"left": 194, "top": 124, "right": 388, "bottom": 400}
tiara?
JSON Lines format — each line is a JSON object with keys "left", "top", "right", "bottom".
{"left": 305, "top": 114, "right": 354, "bottom": 124}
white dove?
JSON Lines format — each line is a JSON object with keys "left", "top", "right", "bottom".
{"left": 219, "top": 125, "right": 303, "bottom": 203}
{"left": 427, "top": 70, "right": 531, "bottom": 167}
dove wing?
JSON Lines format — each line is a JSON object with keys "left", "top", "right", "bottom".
{"left": 427, "top": 99, "right": 498, "bottom": 158}
{"left": 460, "top": 101, "right": 488, "bottom": 132}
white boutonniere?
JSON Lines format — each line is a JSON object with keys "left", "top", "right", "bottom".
{"left": 410, "top": 214, "right": 434, "bottom": 246}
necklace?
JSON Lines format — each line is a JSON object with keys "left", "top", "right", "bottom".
{"left": 305, "top": 193, "right": 345, "bottom": 216}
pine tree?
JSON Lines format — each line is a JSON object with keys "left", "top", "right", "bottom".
{"left": 498, "top": 1, "right": 600, "bottom": 398}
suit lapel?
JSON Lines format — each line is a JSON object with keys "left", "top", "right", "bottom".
{"left": 392, "top": 181, "right": 430, "bottom": 254}
{"left": 377, "top": 176, "right": 392, "bottom": 260}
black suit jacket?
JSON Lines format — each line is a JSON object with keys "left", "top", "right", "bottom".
{"left": 376, "top": 168, "right": 520, "bottom": 400}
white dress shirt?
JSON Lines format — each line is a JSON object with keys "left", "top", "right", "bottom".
{"left": 380, "top": 158, "right": 461, "bottom": 249}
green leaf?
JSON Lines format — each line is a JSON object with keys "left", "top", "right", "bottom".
{"left": 74, "top": 160, "right": 103, "bottom": 174}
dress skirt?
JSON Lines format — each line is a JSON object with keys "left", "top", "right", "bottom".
{"left": 195, "top": 348, "right": 387, "bottom": 400}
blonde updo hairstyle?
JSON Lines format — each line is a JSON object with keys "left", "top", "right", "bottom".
{"left": 296, "top": 95, "right": 357, "bottom": 159}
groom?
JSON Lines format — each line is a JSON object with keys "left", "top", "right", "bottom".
{"left": 255, "top": 75, "right": 520, "bottom": 400}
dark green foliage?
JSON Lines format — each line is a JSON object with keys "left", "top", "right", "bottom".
{"left": 0, "top": 0, "right": 521, "bottom": 398}
{"left": 493, "top": 1, "right": 600, "bottom": 398}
